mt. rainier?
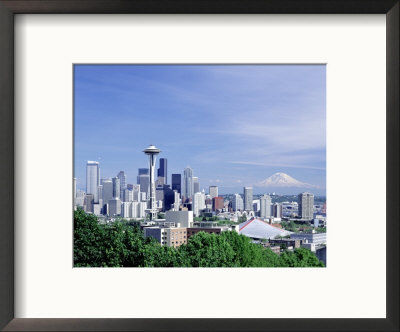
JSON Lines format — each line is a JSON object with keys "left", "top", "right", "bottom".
{"left": 256, "top": 172, "right": 318, "bottom": 188}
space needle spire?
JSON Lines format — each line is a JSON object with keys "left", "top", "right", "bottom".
{"left": 143, "top": 144, "right": 161, "bottom": 221}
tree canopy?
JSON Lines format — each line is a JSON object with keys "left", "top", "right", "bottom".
{"left": 74, "top": 209, "right": 324, "bottom": 268}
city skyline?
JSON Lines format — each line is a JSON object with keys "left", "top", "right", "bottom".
{"left": 74, "top": 65, "right": 326, "bottom": 194}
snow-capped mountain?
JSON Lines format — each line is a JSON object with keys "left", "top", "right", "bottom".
{"left": 256, "top": 172, "right": 318, "bottom": 188}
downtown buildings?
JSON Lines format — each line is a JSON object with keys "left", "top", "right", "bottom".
{"left": 75, "top": 148, "right": 323, "bottom": 251}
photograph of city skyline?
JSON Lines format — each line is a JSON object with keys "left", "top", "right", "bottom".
{"left": 73, "top": 64, "right": 326, "bottom": 268}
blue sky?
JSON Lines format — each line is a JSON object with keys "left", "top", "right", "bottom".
{"left": 74, "top": 65, "right": 326, "bottom": 195}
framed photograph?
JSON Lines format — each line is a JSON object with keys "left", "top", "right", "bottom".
{"left": 0, "top": 1, "right": 398, "bottom": 331}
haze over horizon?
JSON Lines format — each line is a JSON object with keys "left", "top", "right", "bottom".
{"left": 74, "top": 65, "right": 326, "bottom": 195}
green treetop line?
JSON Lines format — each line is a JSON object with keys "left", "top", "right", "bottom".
{"left": 74, "top": 209, "right": 324, "bottom": 268}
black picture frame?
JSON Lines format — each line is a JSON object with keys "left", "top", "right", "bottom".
{"left": 0, "top": 1, "right": 398, "bottom": 331}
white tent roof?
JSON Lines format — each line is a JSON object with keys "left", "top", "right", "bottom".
{"left": 239, "top": 218, "right": 292, "bottom": 239}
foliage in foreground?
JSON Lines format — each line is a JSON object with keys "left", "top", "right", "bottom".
{"left": 74, "top": 209, "right": 324, "bottom": 268}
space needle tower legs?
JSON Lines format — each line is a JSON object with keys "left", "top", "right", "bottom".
{"left": 143, "top": 144, "right": 161, "bottom": 221}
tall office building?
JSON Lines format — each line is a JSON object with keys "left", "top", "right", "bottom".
{"left": 139, "top": 174, "right": 150, "bottom": 198}
{"left": 162, "top": 185, "right": 174, "bottom": 212}
{"left": 101, "top": 178, "right": 113, "bottom": 206}
{"left": 193, "top": 191, "right": 206, "bottom": 217}
{"left": 131, "top": 184, "right": 140, "bottom": 201}
{"left": 193, "top": 177, "right": 200, "bottom": 193}
{"left": 137, "top": 168, "right": 149, "bottom": 184}
{"left": 109, "top": 197, "right": 121, "bottom": 216}
{"left": 182, "top": 167, "right": 194, "bottom": 200}
{"left": 86, "top": 161, "right": 100, "bottom": 203}
{"left": 260, "top": 194, "right": 272, "bottom": 218}
{"left": 124, "top": 189, "right": 134, "bottom": 202}
{"left": 112, "top": 177, "right": 120, "bottom": 199}
{"left": 173, "top": 190, "right": 181, "bottom": 211}
{"left": 232, "top": 193, "right": 244, "bottom": 211}
{"left": 209, "top": 186, "right": 218, "bottom": 198}
{"left": 244, "top": 187, "right": 253, "bottom": 211}
{"left": 205, "top": 194, "right": 213, "bottom": 209}
{"left": 97, "top": 185, "right": 103, "bottom": 205}
{"left": 298, "top": 192, "right": 314, "bottom": 220}
{"left": 117, "top": 171, "right": 127, "bottom": 198}
{"left": 83, "top": 194, "right": 94, "bottom": 213}
{"left": 157, "top": 158, "right": 168, "bottom": 185}
{"left": 273, "top": 203, "right": 283, "bottom": 218}
{"left": 212, "top": 196, "right": 224, "bottom": 211}
{"left": 171, "top": 174, "right": 181, "bottom": 194}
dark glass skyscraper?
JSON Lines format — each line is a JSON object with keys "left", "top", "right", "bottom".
{"left": 137, "top": 168, "right": 149, "bottom": 184}
{"left": 157, "top": 158, "right": 168, "bottom": 184}
{"left": 171, "top": 174, "right": 181, "bottom": 194}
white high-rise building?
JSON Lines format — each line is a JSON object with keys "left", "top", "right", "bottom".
{"left": 124, "top": 189, "right": 134, "bottom": 202}
{"left": 244, "top": 187, "right": 253, "bottom": 211}
{"left": 209, "top": 186, "right": 218, "bottom": 198}
{"left": 131, "top": 201, "right": 147, "bottom": 218}
{"left": 193, "top": 191, "right": 206, "bottom": 217}
{"left": 232, "top": 193, "right": 244, "bottom": 211}
{"left": 273, "top": 203, "right": 283, "bottom": 218}
{"left": 182, "top": 166, "right": 194, "bottom": 200}
{"left": 121, "top": 202, "right": 131, "bottom": 218}
{"left": 173, "top": 190, "right": 180, "bottom": 211}
{"left": 298, "top": 192, "right": 314, "bottom": 220}
{"left": 86, "top": 161, "right": 100, "bottom": 203}
{"left": 260, "top": 194, "right": 272, "bottom": 218}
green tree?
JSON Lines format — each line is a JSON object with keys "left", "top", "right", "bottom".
{"left": 178, "top": 232, "right": 236, "bottom": 267}
{"left": 280, "top": 248, "right": 324, "bottom": 267}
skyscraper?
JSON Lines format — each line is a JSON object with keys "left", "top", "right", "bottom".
{"left": 232, "top": 193, "right": 244, "bottom": 211}
{"left": 112, "top": 177, "right": 120, "bottom": 199}
{"left": 157, "top": 158, "right": 168, "bottom": 185}
{"left": 193, "top": 177, "right": 200, "bottom": 193}
{"left": 193, "top": 191, "right": 206, "bottom": 217}
{"left": 209, "top": 186, "right": 218, "bottom": 198}
{"left": 83, "top": 194, "right": 94, "bottom": 213}
{"left": 212, "top": 196, "right": 224, "bottom": 211}
{"left": 273, "top": 203, "right": 283, "bottom": 218}
{"left": 143, "top": 144, "right": 161, "bottom": 221}
{"left": 139, "top": 174, "right": 150, "bottom": 198}
{"left": 260, "top": 194, "right": 272, "bottom": 218}
{"left": 137, "top": 168, "right": 149, "bottom": 184}
{"left": 244, "top": 187, "right": 253, "bottom": 211}
{"left": 117, "top": 171, "right": 127, "bottom": 198}
{"left": 182, "top": 167, "right": 193, "bottom": 200}
{"left": 86, "top": 161, "right": 100, "bottom": 203}
{"left": 171, "top": 174, "right": 181, "bottom": 194}
{"left": 101, "top": 178, "right": 113, "bottom": 207}
{"left": 298, "top": 192, "right": 314, "bottom": 220}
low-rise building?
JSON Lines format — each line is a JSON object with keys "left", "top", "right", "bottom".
{"left": 290, "top": 231, "right": 326, "bottom": 245}
{"left": 269, "top": 238, "right": 301, "bottom": 249}
{"left": 166, "top": 210, "right": 193, "bottom": 227}
{"left": 144, "top": 227, "right": 187, "bottom": 248}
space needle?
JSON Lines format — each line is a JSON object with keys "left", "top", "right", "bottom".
{"left": 143, "top": 144, "right": 161, "bottom": 221}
